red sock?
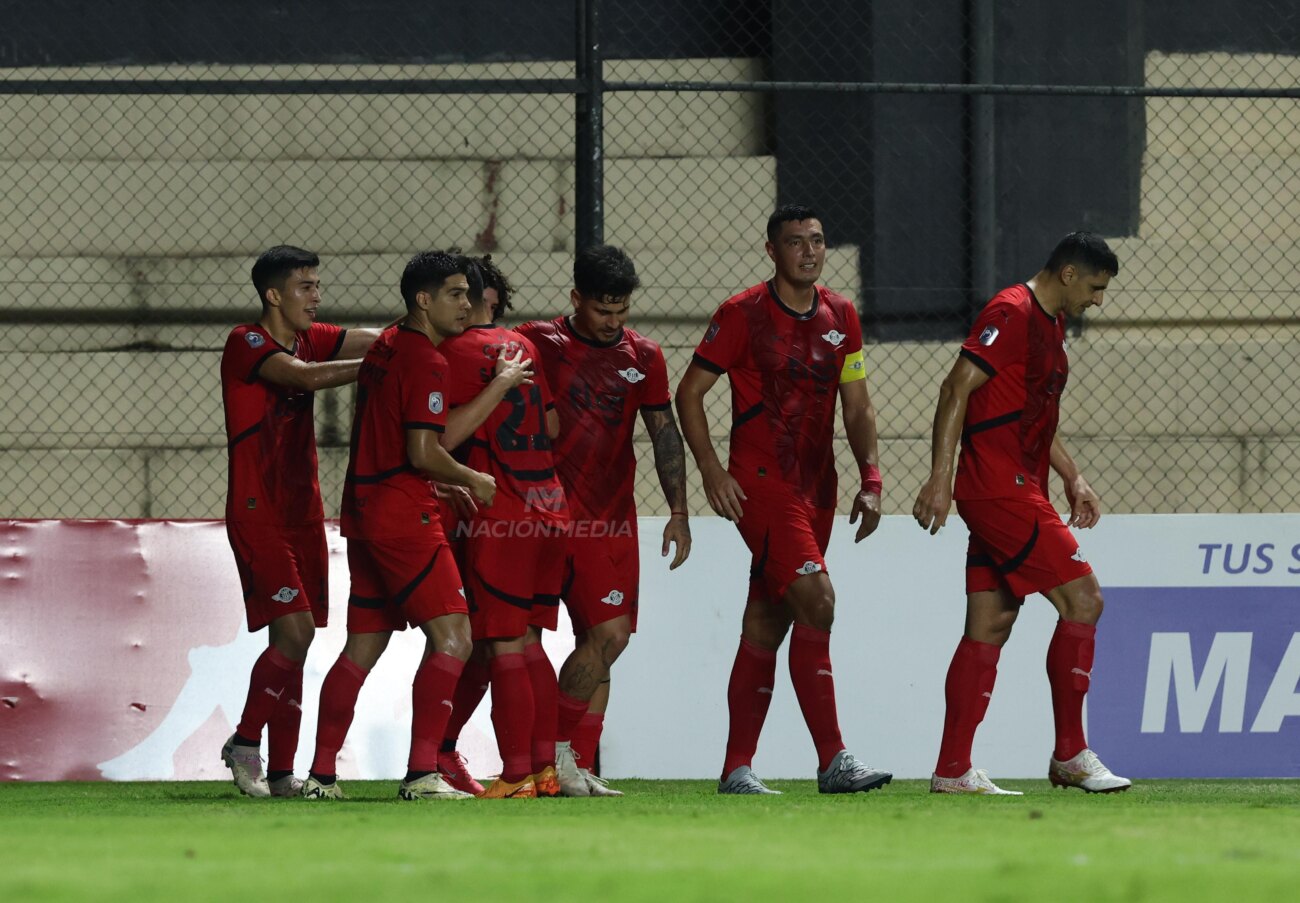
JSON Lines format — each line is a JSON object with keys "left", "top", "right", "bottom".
{"left": 788, "top": 623, "right": 844, "bottom": 772}
{"left": 1046, "top": 619, "right": 1096, "bottom": 761}
{"left": 312, "top": 654, "right": 368, "bottom": 776}
{"left": 235, "top": 646, "right": 299, "bottom": 741}
{"left": 443, "top": 656, "right": 490, "bottom": 748}
{"left": 267, "top": 664, "right": 304, "bottom": 773}
{"left": 490, "top": 653, "right": 535, "bottom": 782}
{"left": 556, "top": 690, "right": 589, "bottom": 744}
{"left": 409, "top": 653, "right": 466, "bottom": 773}
{"left": 571, "top": 712, "right": 605, "bottom": 772}
{"left": 934, "top": 637, "right": 1001, "bottom": 778}
{"left": 721, "top": 637, "right": 777, "bottom": 778}
{"left": 524, "top": 644, "right": 559, "bottom": 771}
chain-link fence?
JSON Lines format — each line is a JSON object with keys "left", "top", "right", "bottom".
{"left": 3, "top": 0, "right": 1299, "bottom": 520}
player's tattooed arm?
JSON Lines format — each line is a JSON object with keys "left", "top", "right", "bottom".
{"left": 642, "top": 406, "right": 692, "bottom": 568}
{"left": 641, "top": 407, "right": 688, "bottom": 513}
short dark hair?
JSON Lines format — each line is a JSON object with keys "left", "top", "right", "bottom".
{"left": 476, "top": 254, "right": 516, "bottom": 321}
{"left": 400, "top": 250, "right": 470, "bottom": 311}
{"left": 574, "top": 244, "right": 640, "bottom": 300}
{"left": 465, "top": 259, "right": 485, "bottom": 305}
{"left": 251, "top": 245, "right": 319, "bottom": 306}
{"left": 1043, "top": 232, "right": 1119, "bottom": 276}
{"left": 766, "top": 204, "right": 820, "bottom": 242}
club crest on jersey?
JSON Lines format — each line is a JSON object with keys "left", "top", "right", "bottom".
{"left": 821, "top": 330, "right": 846, "bottom": 347}
{"left": 245, "top": 332, "right": 265, "bottom": 348}
{"left": 428, "top": 391, "right": 444, "bottom": 414}
{"left": 979, "top": 325, "right": 1000, "bottom": 346}
{"left": 796, "top": 561, "right": 823, "bottom": 575}
{"left": 271, "top": 586, "right": 299, "bottom": 603}
{"left": 601, "top": 589, "right": 625, "bottom": 606}
{"left": 704, "top": 322, "right": 720, "bottom": 343}
{"left": 616, "top": 368, "right": 645, "bottom": 384}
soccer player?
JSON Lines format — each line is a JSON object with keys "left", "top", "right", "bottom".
{"left": 219, "top": 245, "right": 383, "bottom": 798}
{"left": 913, "top": 231, "right": 1131, "bottom": 796}
{"left": 516, "top": 244, "right": 691, "bottom": 797}
{"left": 437, "top": 258, "right": 568, "bottom": 799}
{"left": 479, "top": 253, "right": 514, "bottom": 323}
{"left": 301, "top": 250, "right": 527, "bottom": 801}
{"left": 676, "top": 205, "right": 892, "bottom": 795}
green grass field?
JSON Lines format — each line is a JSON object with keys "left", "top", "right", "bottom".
{"left": 2, "top": 779, "right": 1298, "bottom": 901}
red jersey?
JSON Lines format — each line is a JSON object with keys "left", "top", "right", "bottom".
{"left": 515, "top": 316, "right": 671, "bottom": 525}
{"left": 692, "top": 281, "right": 865, "bottom": 509}
{"left": 954, "top": 283, "right": 1069, "bottom": 501}
{"left": 340, "top": 325, "right": 448, "bottom": 540}
{"left": 221, "top": 321, "right": 345, "bottom": 525}
{"left": 439, "top": 324, "right": 567, "bottom": 524}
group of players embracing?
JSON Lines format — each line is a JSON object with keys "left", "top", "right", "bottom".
{"left": 218, "top": 206, "right": 1131, "bottom": 801}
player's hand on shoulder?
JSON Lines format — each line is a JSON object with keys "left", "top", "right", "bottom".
{"left": 494, "top": 347, "right": 534, "bottom": 388}
{"left": 912, "top": 476, "right": 951, "bottom": 535}
{"left": 1065, "top": 475, "right": 1101, "bottom": 529}
{"left": 701, "top": 462, "right": 746, "bottom": 521}
{"left": 850, "top": 490, "right": 881, "bottom": 543}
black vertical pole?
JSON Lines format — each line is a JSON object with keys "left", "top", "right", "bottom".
{"left": 575, "top": 0, "right": 604, "bottom": 251}
{"left": 970, "top": 0, "right": 996, "bottom": 317}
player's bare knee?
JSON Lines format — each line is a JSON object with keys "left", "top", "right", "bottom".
{"left": 1069, "top": 589, "right": 1104, "bottom": 625}
{"left": 441, "top": 630, "right": 474, "bottom": 662}
{"left": 270, "top": 618, "right": 315, "bottom": 662}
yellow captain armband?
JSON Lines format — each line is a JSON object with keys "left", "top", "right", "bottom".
{"left": 839, "top": 349, "right": 866, "bottom": 384}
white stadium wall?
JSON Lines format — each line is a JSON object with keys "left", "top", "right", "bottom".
{"left": 2, "top": 514, "right": 1298, "bottom": 782}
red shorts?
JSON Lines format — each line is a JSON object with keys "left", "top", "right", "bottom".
{"left": 226, "top": 521, "right": 328, "bottom": 632}
{"left": 562, "top": 528, "right": 640, "bottom": 634}
{"left": 345, "top": 536, "right": 468, "bottom": 633}
{"left": 957, "top": 495, "right": 1093, "bottom": 599}
{"left": 733, "top": 476, "right": 834, "bottom": 602}
{"left": 465, "top": 519, "right": 568, "bottom": 640}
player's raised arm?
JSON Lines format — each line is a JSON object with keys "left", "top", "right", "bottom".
{"left": 641, "top": 404, "right": 691, "bottom": 569}
{"left": 256, "top": 352, "right": 362, "bottom": 392}
{"left": 335, "top": 326, "right": 385, "bottom": 360}
{"left": 913, "top": 355, "right": 990, "bottom": 534}
{"left": 676, "top": 362, "right": 747, "bottom": 522}
{"left": 440, "top": 347, "right": 534, "bottom": 451}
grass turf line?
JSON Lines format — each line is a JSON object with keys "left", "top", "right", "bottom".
{"left": 2, "top": 779, "right": 1299, "bottom": 901}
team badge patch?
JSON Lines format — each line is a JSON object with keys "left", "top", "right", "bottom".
{"left": 617, "top": 368, "right": 645, "bottom": 384}
{"left": 245, "top": 332, "right": 265, "bottom": 348}
{"left": 979, "top": 325, "right": 1000, "bottom": 346}
{"left": 821, "top": 330, "right": 846, "bottom": 347}
{"left": 601, "top": 589, "right": 625, "bottom": 606}
{"left": 796, "top": 561, "right": 823, "bottom": 575}
{"left": 704, "top": 322, "right": 720, "bottom": 343}
{"left": 271, "top": 586, "right": 300, "bottom": 603}
{"left": 428, "top": 391, "right": 444, "bottom": 414}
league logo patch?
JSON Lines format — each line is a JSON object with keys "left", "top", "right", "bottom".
{"left": 979, "top": 325, "right": 1000, "bottom": 346}
{"left": 796, "top": 561, "right": 823, "bottom": 575}
{"left": 271, "top": 586, "right": 299, "bottom": 603}
{"left": 245, "top": 332, "right": 265, "bottom": 348}
{"left": 847, "top": 359, "right": 864, "bottom": 371}
{"left": 428, "top": 391, "right": 444, "bottom": 414}
{"left": 617, "top": 368, "right": 645, "bottom": 384}
{"left": 821, "top": 330, "right": 846, "bottom": 347}
{"left": 601, "top": 589, "right": 625, "bottom": 606}
{"left": 704, "top": 322, "right": 720, "bottom": 343}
